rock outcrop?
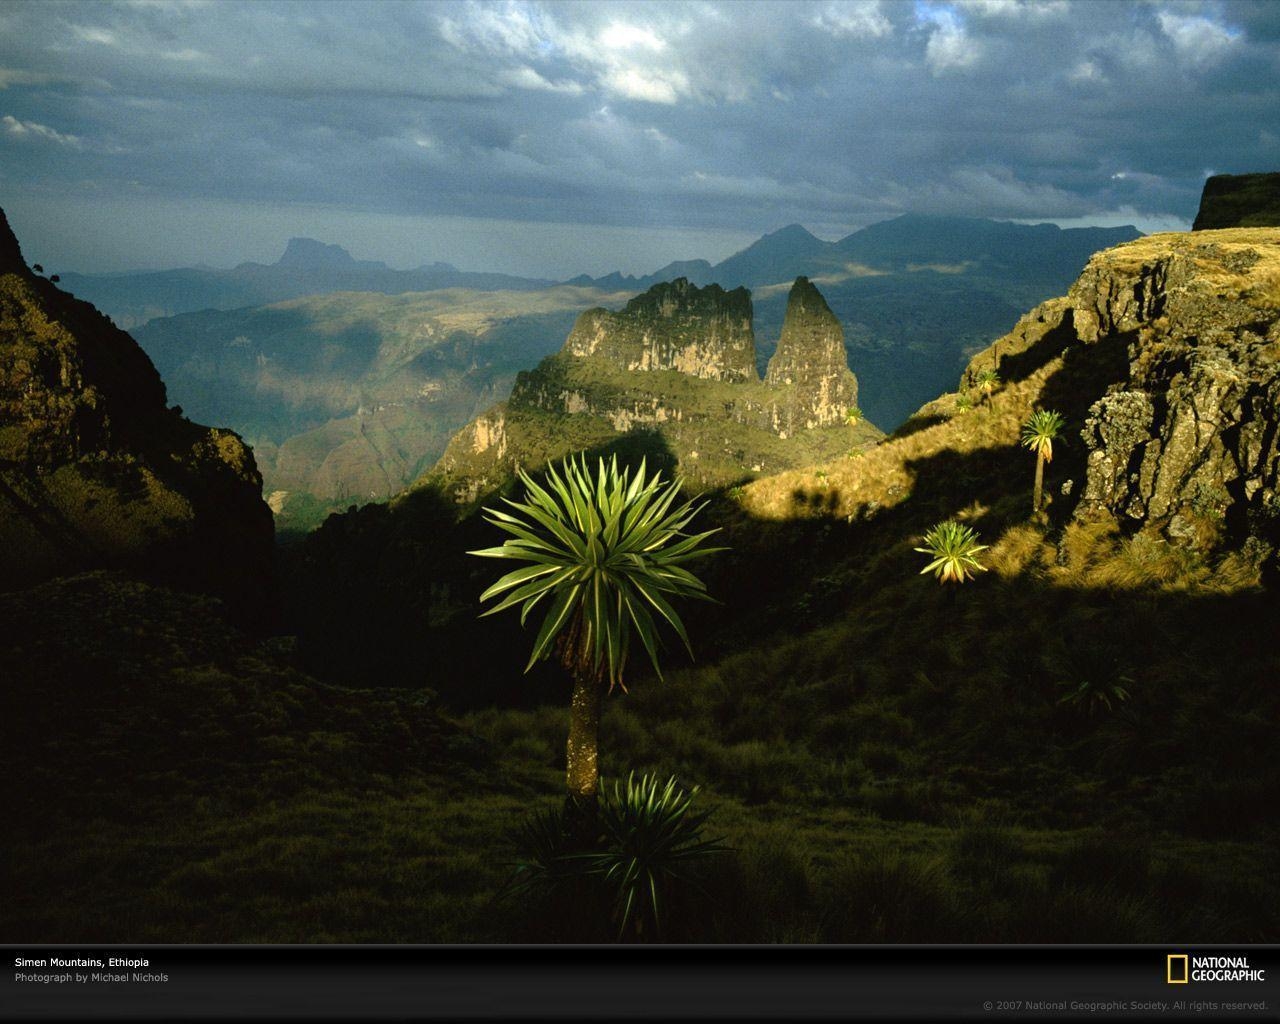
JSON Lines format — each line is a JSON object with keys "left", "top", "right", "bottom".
{"left": 1192, "top": 172, "right": 1280, "bottom": 231}
{"left": 564, "top": 278, "right": 756, "bottom": 382}
{"left": 1072, "top": 232, "right": 1280, "bottom": 549}
{"left": 765, "top": 277, "right": 859, "bottom": 434}
{"left": 0, "top": 207, "right": 276, "bottom": 622}
{"left": 422, "top": 277, "right": 878, "bottom": 503}
{"left": 957, "top": 228, "right": 1280, "bottom": 564}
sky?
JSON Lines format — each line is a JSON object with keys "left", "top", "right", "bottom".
{"left": 1, "top": 0, "right": 1277, "bottom": 278}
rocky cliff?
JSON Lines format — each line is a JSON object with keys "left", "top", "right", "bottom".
{"left": 564, "top": 278, "right": 756, "bottom": 382}
{"left": 1068, "top": 231, "right": 1280, "bottom": 554}
{"left": 422, "top": 277, "right": 879, "bottom": 503}
{"left": 737, "top": 227, "right": 1280, "bottom": 583}
{"left": 952, "top": 228, "right": 1280, "bottom": 565}
{"left": 1192, "top": 172, "right": 1280, "bottom": 230}
{"left": 0, "top": 207, "right": 275, "bottom": 621}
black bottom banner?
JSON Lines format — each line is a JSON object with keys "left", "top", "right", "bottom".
{"left": 3, "top": 945, "right": 1276, "bottom": 1021}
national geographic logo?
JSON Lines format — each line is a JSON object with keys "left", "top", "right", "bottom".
{"left": 1168, "top": 954, "right": 1267, "bottom": 984}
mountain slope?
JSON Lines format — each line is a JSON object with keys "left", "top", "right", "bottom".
{"left": 0, "top": 207, "right": 274, "bottom": 620}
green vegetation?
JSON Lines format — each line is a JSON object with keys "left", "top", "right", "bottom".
{"left": 914, "top": 520, "right": 988, "bottom": 584}
{"left": 471, "top": 454, "right": 721, "bottom": 800}
{"left": 1021, "top": 410, "right": 1066, "bottom": 513}
{"left": 507, "top": 772, "right": 727, "bottom": 941}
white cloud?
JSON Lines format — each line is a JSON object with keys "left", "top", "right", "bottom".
{"left": 922, "top": 9, "right": 982, "bottom": 74}
{"left": 71, "top": 25, "right": 118, "bottom": 46}
{"left": 600, "top": 65, "right": 688, "bottom": 105}
{"left": 437, "top": 1, "right": 549, "bottom": 58}
{"left": 2, "top": 114, "right": 81, "bottom": 147}
{"left": 1067, "top": 60, "right": 1104, "bottom": 84}
{"left": 502, "top": 65, "right": 584, "bottom": 94}
{"left": 813, "top": 2, "right": 893, "bottom": 40}
{"left": 439, "top": 3, "right": 693, "bottom": 104}
{"left": 598, "top": 22, "right": 666, "bottom": 52}
{"left": 1157, "top": 11, "right": 1237, "bottom": 66}
{"left": 960, "top": 0, "right": 1068, "bottom": 19}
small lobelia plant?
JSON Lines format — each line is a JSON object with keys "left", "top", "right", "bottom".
{"left": 1056, "top": 676, "right": 1133, "bottom": 717}
{"left": 915, "top": 520, "right": 989, "bottom": 584}
{"left": 503, "top": 772, "right": 727, "bottom": 942}
{"left": 955, "top": 393, "right": 975, "bottom": 414}
{"left": 583, "top": 772, "right": 728, "bottom": 941}
{"left": 845, "top": 405, "right": 865, "bottom": 425}
{"left": 975, "top": 368, "right": 1001, "bottom": 405}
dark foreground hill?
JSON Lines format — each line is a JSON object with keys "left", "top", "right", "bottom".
{"left": 0, "top": 207, "right": 274, "bottom": 621}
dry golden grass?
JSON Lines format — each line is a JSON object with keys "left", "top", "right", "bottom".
{"left": 1085, "top": 228, "right": 1280, "bottom": 305}
{"left": 738, "top": 349, "right": 1063, "bottom": 522}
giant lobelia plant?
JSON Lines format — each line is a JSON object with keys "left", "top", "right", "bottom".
{"left": 470, "top": 454, "right": 722, "bottom": 808}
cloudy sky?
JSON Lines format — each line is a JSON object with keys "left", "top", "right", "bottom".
{"left": 1, "top": 0, "right": 1277, "bottom": 277}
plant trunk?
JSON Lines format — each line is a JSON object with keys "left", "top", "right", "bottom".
{"left": 566, "top": 665, "right": 602, "bottom": 802}
{"left": 1033, "top": 453, "right": 1045, "bottom": 513}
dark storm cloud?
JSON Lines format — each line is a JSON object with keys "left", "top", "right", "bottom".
{"left": 1, "top": 0, "right": 1277, "bottom": 273}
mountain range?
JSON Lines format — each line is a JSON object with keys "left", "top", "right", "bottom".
{"left": 108, "top": 215, "right": 1138, "bottom": 528}
{"left": 57, "top": 237, "right": 557, "bottom": 330}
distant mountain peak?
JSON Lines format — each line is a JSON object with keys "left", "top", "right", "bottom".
{"left": 761, "top": 223, "right": 820, "bottom": 243}
{"left": 277, "top": 237, "right": 357, "bottom": 269}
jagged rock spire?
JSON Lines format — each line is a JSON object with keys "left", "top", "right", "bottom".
{"left": 765, "top": 277, "right": 859, "bottom": 432}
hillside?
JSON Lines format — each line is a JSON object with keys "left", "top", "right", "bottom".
{"left": 133, "top": 285, "right": 630, "bottom": 531}
{"left": 421, "top": 276, "right": 880, "bottom": 505}
{"left": 0, "top": 207, "right": 274, "bottom": 620}
{"left": 57, "top": 237, "right": 555, "bottom": 330}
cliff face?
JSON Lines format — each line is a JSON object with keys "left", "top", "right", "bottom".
{"left": 1192, "top": 172, "right": 1280, "bottom": 231}
{"left": 1070, "top": 232, "right": 1280, "bottom": 550}
{"left": 0, "top": 207, "right": 275, "bottom": 622}
{"left": 423, "top": 277, "right": 878, "bottom": 503}
{"left": 564, "top": 278, "right": 756, "bottom": 382}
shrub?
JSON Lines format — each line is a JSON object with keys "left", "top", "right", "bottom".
{"left": 504, "top": 773, "right": 727, "bottom": 941}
